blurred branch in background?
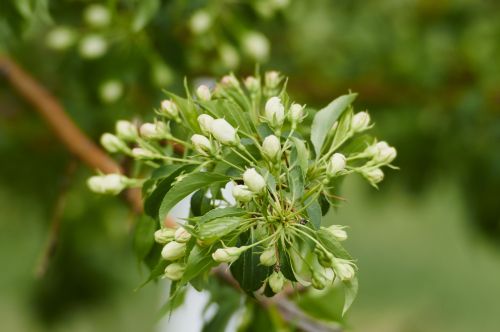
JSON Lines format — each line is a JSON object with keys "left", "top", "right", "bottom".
{"left": 0, "top": 54, "right": 143, "bottom": 213}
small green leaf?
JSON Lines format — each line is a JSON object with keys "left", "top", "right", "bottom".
{"left": 311, "top": 93, "right": 357, "bottom": 157}
{"left": 159, "top": 172, "right": 230, "bottom": 221}
{"left": 197, "top": 217, "right": 244, "bottom": 242}
{"left": 317, "top": 228, "right": 352, "bottom": 260}
{"left": 181, "top": 244, "right": 217, "bottom": 284}
{"left": 290, "top": 136, "right": 309, "bottom": 175}
{"left": 137, "top": 258, "right": 168, "bottom": 289}
{"left": 288, "top": 165, "right": 304, "bottom": 203}
{"left": 199, "top": 207, "right": 246, "bottom": 224}
{"left": 342, "top": 277, "right": 358, "bottom": 315}
{"left": 305, "top": 196, "right": 322, "bottom": 228}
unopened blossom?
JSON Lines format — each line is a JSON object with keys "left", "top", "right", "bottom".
{"left": 164, "top": 263, "right": 185, "bottom": 281}
{"left": 262, "top": 135, "right": 281, "bottom": 161}
{"left": 243, "top": 168, "right": 266, "bottom": 193}
{"left": 100, "top": 133, "right": 128, "bottom": 153}
{"left": 196, "top": 85, "right": 211, "bottom": 101}
{"left": 160, "top": 100, "right": 179, "bottom": 119}
{"left": 260, "top": 248, "right": 277, "bottom": 266}
{"left": 116, "top": 120, "right": 138, "bottom": 141}
{"left": 191, "top": 134, "right": 212, "bottom": 155}
{"left": 212, "top": 247, "right": 245, "bottom": 263}
{"left": 351, "top": 111, "right": 371, "bottom": 132}
{"left": 154, "top": 228, "right": 176, "bottom": 244}
{"left": 197, "top": 114, "right": 214, "bottom": 135}
{"left": 232, "top": 185, "right": 254, "bottom": 203}
{"left": 87, "top": 174, "right": 127, "bottom": 195}
{"left": 174, "top": 227, "right": 192, "bottom": 243}
{"left": 264, "top": 97, "right": 285, "bottom": 128}
{"left": 269, "top": 271, "right": 285, "bottom": 293}
{"left": 210, "top": 119, "right": 238, "bottom": 145}
{"left": 161, "top": 241, "right": 186, "bottom": 261}
{"left": 327, "top": 153, "right": 346, "bottom": 177}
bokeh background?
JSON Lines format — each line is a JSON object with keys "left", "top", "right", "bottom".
{"left": 1, "top": 0, "right": 499, "bottom": 331}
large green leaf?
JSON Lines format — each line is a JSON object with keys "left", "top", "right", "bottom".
{"left": 310, "top": 93, "right": 357, "bottom": 157}
{"left": 230, "top": 231, "right": 271, "bottom": 295}
{"left": 133, "top": 215, "right": 157, "bottom": 261}
{"left": 198, "top": 207, "right": 246, "bottom": 224}
{"left": 137, "top": 258, "right": 168, "bottom": 289}
{"left": 181, "top": 244, "right": 217, "bottom": 284}
{"left": 158, "top": 172, "right": 230, "bottom": 221}
{"left": 342, "top": 277, "right": 358, "bottom": 315}
{"left": 144, "top": 164, "right": 192, "bottom": 219}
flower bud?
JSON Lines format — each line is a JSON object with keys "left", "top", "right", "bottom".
{"left": 140, "top": 122, "right": 170, "bottom": 139}
{"left": 46, "top": 26, "right": 76, "bottom": 51}
{"left": 87, "top": 174, "right": 127, "bottom": 195}
{"left": 212, "top": 247, "right": 245, "bottom": 263}
{"left": 242, "top": 32, "right": 270, "bottom": 61}
{"left": 210, "top": 119, "right": 239, "bottom": 145}
{"left": 373, "top": 142, "right": 396, "bottom": 164}
{"left": 100, "top": 133, "right": 129, "bottom": 153}
{"left": 189, "top": 10, "right": 212, "bottom": 34}
{"left": 79, "top": 34, "right": 107, "bottom": 59}
{"left": 334, "top": 260, "right": 356, "bottom": 281}
{"left": 288, "top": 103, "right": 305, "bottom": 125}
{"left": 244, "top": 76, "right": 260, "bottom": 93}
{"left": 161, "top": 241, "right": 186, "bottom": 261}
{"left": 325, "top": 225, "right": 348, "bottom": 241}
{"left": 154, "top": 228, "right": 176, "bottom": 244}
{"left": 116, "top": 120, "right": 138, "bottom": 141}
{"left": 232, "top": 185, "right": 254, "bottom": 203}
{"left": 221, "top": 75, "right": 239, "bottom": 87}
{"left": 262, "top": 135, "right": 281, "bottom": 161}
{"left": 324, "top": 268, "right": 336, "bottom": 283}
{"left": 159, "top": 100, "right": 179, "bottom": 119}
{"left": 351, "top": 111, "right": 371, "bottom": 132}
{"left": 327, "top": 153, "right": 346, "bottom": 177}
{"left": 315, "top": 248, "right": 333, "bottom": 267}
{"left": 164, "top": 263, "right": 185, "bottom": 281}
{"left": 243, "top": 168, "right": 266, "bottom": 193}
{"left": 196, "top": 85, "right": 211, "bottom": 101}
{"left": 363, "top": 168, "right": 384, "bottom": 184}
{"left": 312, "top": 271, "right": 327, "bottom": 290}
{"left": 84, "top": 4, "right": 111, "bottom": 28}
{"left": 269, "top": 271, "right": 285, "bottom": 293}
{"left": 132, "top": 147, "right": 157, "bottom": 159}
{"left": 174, "top": 227, "right": 191, "bottom": 243}
{"left": 99, "top": 80, "right": 123, "bottom": 103}
{"left": 191, "top": 134, "right": 212, "bottom": 156}
{"left": 265, "top": 71, "right": 281, "bottom": 89}
{"left": 197, "top": 114, "right": 214, "bottom": 135}
{"left": 259, "top": 248, "right": 277, "bottom": 266}
{"left": 264, "top": 97, "right": 285, "bottom": 128}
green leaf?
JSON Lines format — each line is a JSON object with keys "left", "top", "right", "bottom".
{"left": 132, "top": 0, "right": 160, "bottom": 32}
{"left": 144, "top": 165, "right": 192, "bottom": 220}
{"left": 230, "top": 231, "right": 271, "bottom": 295}
{"left": 181, "top": 244, "right": 217, "bottom": 284}
{"left": 311, "top": 93, "right": 357, "bottom": 158}
{"left": 190, "top": 189, "right": 213, "bottom": 217}
{"left": 342, "top": 277, "right": 358, "bottom": 315}
{"left": 317, "top": 228, "right": 352, "bottom": 260}
{"left": 199, "top": 207, "right": 246, "bottom": 224}
{"left": 290, "top": 136, "right": 309, "bottom": 176}
{"left": 288, "top": 165, "right": 304, "bottom": 203}
{"left": 159, "top": 172, "right": 230, "bottom": 221}
{"left": 133, "top": 215, "right": 157, "bottom": 261}
{"left": 305, "top": 196, "right": 322, "bottom": 228}
{"left": 202, "top": 99, "right": 254, "bottom": 134}
{"left": 197, "top": 217, "right": 244, "bottom": 242}
{"left": 137, "top": 258, "right": 168, "bottom": 289}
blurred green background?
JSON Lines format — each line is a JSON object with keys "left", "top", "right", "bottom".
{"left": 1, "top": 0, "right": 499, "bottom": 331}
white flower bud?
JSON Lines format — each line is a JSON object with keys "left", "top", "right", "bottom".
{"left": 363, "top": 168, "right": 384, "bottom": 184}
{"left": 244, "top": 76, "right": 260, "bottom": 93}
{"left": 87, "top": 174, "right": 127, "bottom": 195}
{"left": 174, "top": 227, "right": 191, "bottom": 243}
{"left": 373, "top": 142, "right": 397, "bottom": 164}
{"left": 99, "top": 80, "right": 123, "bottom": 103}
{"left": 191, "top": 134, "right": 212, "bottom": 156}
{"left": 325, "top": 225, "right": 348, "bottom": 241}
{"left": 189, "top": 10, "right": 212, "bottom": 34}
{"left": 164, "top": 263, "right": 185, "bottom": 281}
{"left": 100, "top": 133, "right": 128, "bottom": 153}
{"left": 327, "top": 153, "right": 347, "bottom": 177}
{"left": 79, "top": 34, "right": 107, "bottom": 59}
{"left": 334, "top": 260, "right": 355, "bottom": 281}
{"left": 139, "top": 123, "right": 157, "bottom": 139}
{"left": 265, "top": 71, "right": 281, "bottom": 89}
{"left": 161, "top": 241, "right": 186, "bottom": 261}
{"left": 269, "top": 271, "right": 285, "bottom": 293}
{"left": 324, "top": 268, "right": 336, "bottom": 283}
{"left": 220, "top": 75, "right": 239, "bottom": 87}
{"left": 197, "top": 114, "right": 214, "bottom": 135}
{"left": 242, "top": 32, "right": 270, "bottom": 61}
{"left": 243, "top": 168, "right": 266, "bottom": 193}
{"left": 232, "top": 185, "right": 254, "bottom": 203}
{"left": 46, "top": 26, "right": 76, "bottom": 51}
{"left": 259, "top": 248, "right": 277, "bottom": 266}
{"left": 210, "top": 119, "right": 238, "bottom": 145}
{"left": 84, "top": 4, "right": 111, "bottom": 28}
{"left": 351, "top": 111, "right": 371, "bottom": 132}
{"left": 132, "top": 147, "right": 156, "bottom": 159}
{"left": 264, "top": 97, "right": 285, "bottom": 128}
{"left": 154, "top": 228, "right": 176, "bottom": 244}
{"left": 262, "top": 135, "right": 281, "bottom": 161}
{"left": 196, "top": 85, "right": 211, "bottom": 101}
{"left": 159, "top": 100, "right": 179, "bottom": 119}
{"left": 288, "top": 103, "right": 305, "bottom": 124}
{"left": 115, "top": 120, "right": 138, "bottom": 141}
{"left": 212, "top": 247, "right": 245, "bottom": 263}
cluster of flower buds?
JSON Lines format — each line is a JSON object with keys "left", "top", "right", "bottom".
{"left": 89, "top": 71, "right": 396, "bottom": 304}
